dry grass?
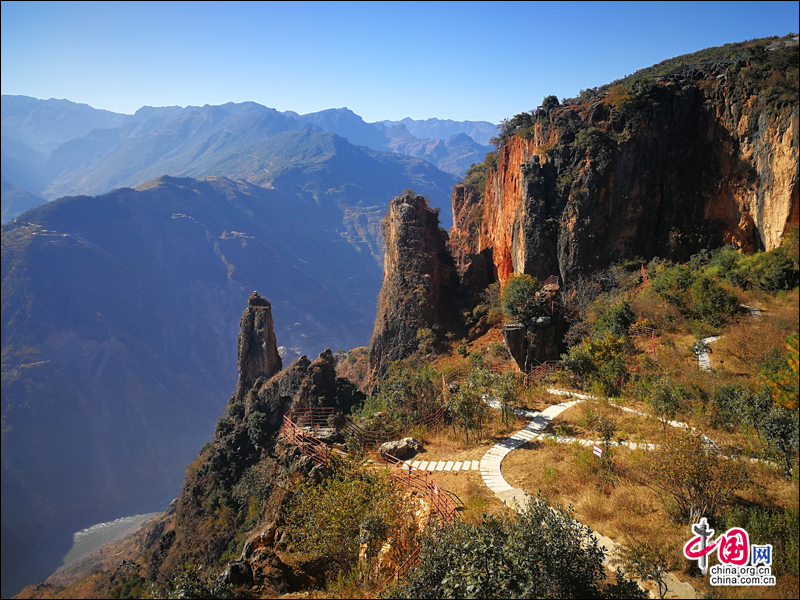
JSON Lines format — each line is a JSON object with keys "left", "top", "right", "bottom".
{"left": 546, "top": 400, "right": 671, "bottom": 445}
{"left": 503, "top": 436, "right": 796, "bottom": 554}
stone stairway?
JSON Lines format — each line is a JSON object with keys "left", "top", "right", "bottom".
{"left": 407, "top": 459, "right": 480, "bottom": 472}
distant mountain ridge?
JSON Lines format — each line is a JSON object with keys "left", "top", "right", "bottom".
{"left": 1, "top": 96, "right": 494, "bottom": 225}
{"left": 376, "top": 117, "right": 497, "bottom": 146}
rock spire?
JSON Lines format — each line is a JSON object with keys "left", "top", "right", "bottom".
{"left": 234, "top": 292, "right": 282, "bottom": 401}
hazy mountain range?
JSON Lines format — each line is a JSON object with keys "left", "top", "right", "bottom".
{"left": 2, "top": 95, "right": 494, "bottom": 226}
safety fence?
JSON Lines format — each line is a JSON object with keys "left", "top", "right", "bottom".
{"left": 282, "top": 405, "right": 460, "bottom": 592}
{"left": 526, "top": 360, "right": 564, "bottom": 384}
{"left": 629, "top": 322, "right": 656, "bottom": 355}
{"left": 282, "top": 408, "right": 457, "bottom": 523}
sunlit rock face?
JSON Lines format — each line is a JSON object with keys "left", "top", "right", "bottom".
{"left": 451, "top": 75, "right": 798, "bottom": 289}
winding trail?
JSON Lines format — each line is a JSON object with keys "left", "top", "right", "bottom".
{"left": 478, "top": 390, "right": 697, "bottom": 599}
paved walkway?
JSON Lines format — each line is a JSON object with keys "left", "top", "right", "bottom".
{"left": 478, "top": 390, "right": 697, "bottom": 599}
{"left": 697, "top": 335, "right": 721, "bottom": 371}
{"left": 407, "top": 459, "right": 480, "bottom": 472}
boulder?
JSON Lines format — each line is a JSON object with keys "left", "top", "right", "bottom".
{"left": 221, "top": 559, "right": 254, "bottom": 586}
{"left": 378, "top": 437, "right": 423, "bottom": 460}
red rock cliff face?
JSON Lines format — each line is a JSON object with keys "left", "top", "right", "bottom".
{"left": 368, "top": 192, "right": 461, "bottom": 389}
{"left": 453, "top": 73, "right": 798, "bottom": 287}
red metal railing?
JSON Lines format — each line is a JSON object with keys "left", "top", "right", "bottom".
{"left": 373, "top": 453, "right": 460, "bottom": 524}
{"left": 282, "top": 405, "right": 461, "bottom": 592}
{"left": 525, "top": 360, "right": 563, "bottom": 385}
{"left": 282, "top": 411, "right": 334, "bottom": 466}
{"left": 382, "top": 545, "right": 422, "bottom": 590}
{"left": 283, "top": 406, "right": 447, "bottom": 457}
{"left": 629, "top": 322, "right": 656, "bottom": 355}
{"left": 543, "top": 275, "right": 560, "bottom": 289}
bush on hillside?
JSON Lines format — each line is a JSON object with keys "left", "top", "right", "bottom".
{"left": 285, "top": 455, "right": 401, "bottom": 575}
{"left": 377, "top": 363, "right": 442, "bottom": 426}
{"left": 646, "top": 431, "right": 749, "bottom": 523}
{"left": 594, "top": 300, "right": 636, "bottom": 337}
{"left": 384, "top": 496, "right": 645, "bottom": 599}
{"left": 501, "top": 274, "right": 542, "bottom": 322}
{"left": 690, "top": 276, "right": 738, "bottom": 326}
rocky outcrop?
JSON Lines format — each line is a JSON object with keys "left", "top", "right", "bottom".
{"left": 378, "top": 437, "right": 423, "bottom": 460}
{"left": 452, "top": 64, "right": 798, "bottom": 289}
{"left": 367, "top": 192, "right": 462, "bottom": 389}
{"left": 503, "top": 316, "right": 567, "bottom": 372}
{"left": 235, "top": 292, "right": 282, "bottom": 402}
{"left": 151, "top": 296, "right": 364, "bottom": 590}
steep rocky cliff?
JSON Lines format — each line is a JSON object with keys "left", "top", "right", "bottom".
{"left": 367, "top": 192, "right": 462, "bottom": 389}
{"left": 452, "top": 53, "right": 798, "bottom": 288}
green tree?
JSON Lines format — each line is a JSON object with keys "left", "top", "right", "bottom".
{"left": 541, "top": 94, "right": 560, "bottom": 113}
{"left": 761, "top": 332, "right": 799, "bottom": 410}
{"left": 645, "top": 431, "right": 749, "bottom": 523}
{"left": 613, "top": 539, "right": 670, "bottom": 599}
{"left": 448, "top": 381, "right": 488, "bottom": 443}
{"left": 378, "top": 363, "right": 442, "bottom": 426}
{"left": 385, "top": 496, "right": 645, "bottom": 599}
{"left": 494, "top": 369, "right": 524, "bottom": 427}
{"left": 246, "top": 411, "right": 271, "bottom": 448}
{"left": 759, "top": 407, "right": 800, "bottom": 477}
{"left": 595, "top": 300, "right": 636, "bottom": 337}
{"left": 501, "top": 274, "right": 542, "bottom": 322}
{"left": 651, "top": 264, "right": 695, "bottom": 308}
{"left": 285, "top": 455, "right": 401, "bottom": 574}
{"left": 708, "top": 384, "right": 771, "bottom": 432}
{"left": 647, "top": 379, "right": 684, "bottom": 432}
{"left": 690, "top": 276, "right": 737, "bottom": 326}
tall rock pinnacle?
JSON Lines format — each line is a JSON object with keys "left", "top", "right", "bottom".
{"left": 367, "top": 191, "right": 461, "bottom": 390}
{"left": 235, "top": 292, "right": 282, "bottom": 401}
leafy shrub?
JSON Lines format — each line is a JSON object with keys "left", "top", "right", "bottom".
{"left": 227, "top": 400, "right": 245, "bottom": 420}
{"left": 215, "top": 417, "right": 233, "bottom": 437}
{"left": 707, "top": 384, "right": 771, "bottom": 431}
{"left": 720, "top": 505, "right": 799, "bottom": 578}
{"left": 759, "top": 406, "right": 800, "bottom": 476}
{"left": 148, "top": 563, "right": 233, "bottom": 599}
{"left": 647, "top": 379, "right": 686, "bottom": 432}
{"left": 488, "top": 340, "right": 508, "bottom": 358}
{"left": 690, "top": 276, "right": 737, "bottom": 326}
{"left": 562, "top": 334, "right": 627, "bottom": 395}
{"left": 541, "top": 94, "right": 560, "bottom": 113}
{"left": 651, "top": 264, "right": 695, "bottom": 308}
{"left": 501, "top": 274, "right": 542, "bottom": 322}
{"left": 377, "top": 363, "right": 441, "bottom": 426}
{"left": 246, "top": 411, "right": 271, "bottom": 448}
{"left": 464, "top": 153, "right": 496, "bottom": 196}
{"left": 416, "top": 327, "right": 435, "bottom": 354}
{"left": 285, "top": 455, "right": 401, "bottom": 574}
{"left": 594, "top": 300, "right": 636, "bottom": 337}
{"left": 468, "top": 350, "right": 486, "bottom": 368}
{"left": 571, "top": 128, "right": 609, "bottom": 154}
{"left": 760, "top": 332, "right": 799, "bottom": 410}
{"left": 645, "top": 431, "right": 748, "bottom": 523}
{"left": 385, "top": 496, "right": 645, "bottom": 599}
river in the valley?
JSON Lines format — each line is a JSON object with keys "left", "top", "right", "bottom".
{"left": 60, "top": 512, "right": 161, "bottom": 568}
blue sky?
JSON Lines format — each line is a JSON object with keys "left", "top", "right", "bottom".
{"left": 2, "top": 1, "right": 797, "bottom": 124}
